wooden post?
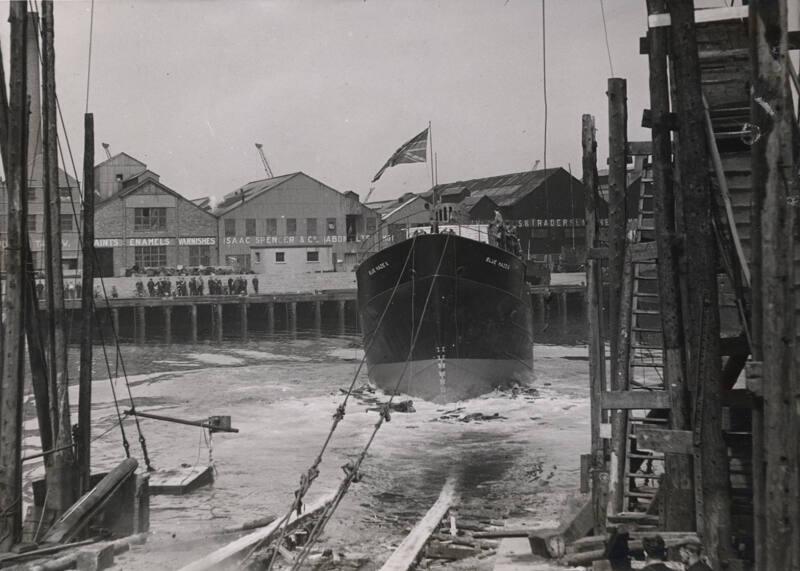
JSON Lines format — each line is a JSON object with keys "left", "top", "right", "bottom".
{"left": 289, "top": 302, "right": 297, "bottom": 336}
{"left": 78, "top": 112, "right": 95, "bottom": 494}
{"left": 189, "top": 305, "right": 197, "bottom": 344}
{"left": 0, "top": 3, "right": 28, "bottom": 547}
{"left": 136, "top": 306, "right": 146, "bottom": 345}
{"left": 583, "top": 114, "right": 608, "bottom": 532}
{"left": 313, "top": 300, "right": 322, "bottom": 337}
{"left": 669, "top": 2, "right": 731, "bottom": 564}
{"left": 337, "top": 300, "right": 346, "bottom": 335}
{"left": 240, "top": 301, "right": 248, "bottom": 341}
{"left": 164, "top": 306, "right": 172, "bottom": 345}
{"left": 607, "top": 77, "right": 628, "bottom": 386}
{"left": 608, "top": 249, "right": 634, "bottom": 516}
{"left": 646, "top": 0, "right": 694, "bottom": 531}
{"left": 750, "top": 2, "right": 798, "bottom": 569}
{"left": 215, "top": 304, "right": 223, "bottom": 343}
{"left": 42, "top": 0, "right": 76, "bottom": 519}
{"left": 266, "top": 302, "right": 275, "bottom": 335}
{"left": 559, "top": 292, "right": 568, "bottom": 329}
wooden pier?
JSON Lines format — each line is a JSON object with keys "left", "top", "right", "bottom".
{"left": 43, "top": 284, "right": 587, "bottom": 343}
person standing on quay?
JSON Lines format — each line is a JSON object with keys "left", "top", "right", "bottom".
{"left": 679, "top": 542, "right": 712, "bottom": 571}
{"left": 252, "top": 276, "right": 259, "bottom": 294}
{"left": 641, "top": 536, "right": 671, "bottom": 571}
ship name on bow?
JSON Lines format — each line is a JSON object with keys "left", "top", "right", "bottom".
{"left": 485, "top": 257, "right": 510, "bottom": 270}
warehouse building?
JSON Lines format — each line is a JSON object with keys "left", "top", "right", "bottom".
{"left": 93, "top": 166, "right": 219, "bottom": 277}
{"left": 214, "top": 172, "right": 378, "bottom": 273}
{"left": 421, "top": 168, "right": 604, "bottom": 261}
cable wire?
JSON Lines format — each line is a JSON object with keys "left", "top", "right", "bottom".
{"left": 288, "top": 234, "right": 452, "bottom": 571}
{"left": 261, "top": 235, "right": 420, "bottom": 570}
{"left": 599, "top": 0, "right": 615, "bottom": 77}
{"left": 84, "top": 0, "right": 95, "bottom": 113}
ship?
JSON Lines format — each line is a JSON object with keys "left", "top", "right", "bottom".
{"left": 356, "top": 223, "right": 534, "bottom": 402}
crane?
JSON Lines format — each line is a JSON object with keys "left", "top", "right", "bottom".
{"left": 254, "top": 143, "right": 274, "bottom": 179}
{"left": 531, "top": 159, "right": 541, "bottom": 171}
{"left": 102, "top": 142, "right": 111, "bottom": 159}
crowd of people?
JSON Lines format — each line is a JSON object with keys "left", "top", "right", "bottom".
{"left": 133, "top": 275, "right": 260, "bottom": 298}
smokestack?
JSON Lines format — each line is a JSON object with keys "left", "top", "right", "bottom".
{"left": 26, "top": 11, "right": 43, "bottom": 188}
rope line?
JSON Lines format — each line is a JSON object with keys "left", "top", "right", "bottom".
{"left": 28, "top": 0, "right": 149, "bottom": 467}
{"left": 84, "top": 0, "right": 95, "bottom": 113}
{"left": 261, "top": 235, "right": 420, "bottom": 570}
{"left": 599, "top": 0, "right": 615, "bottom": 77}
{"left": 288, "top": 234, "right": 452, "bottom": 570}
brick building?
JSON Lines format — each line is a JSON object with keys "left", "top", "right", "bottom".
{"left": 93, "top": 168, "right": 218, "bottom": 276}
{"left": 214, "top": 172, "right": 377, "bottom": 273}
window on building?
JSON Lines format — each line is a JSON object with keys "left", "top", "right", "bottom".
{"left": 189, "top": 245, "right": 211, "bottom": 266}
{"left": 245, "top": 218, "right": 257, "bottom": 237}
{"left": 306, "top": 251, "right": 319, "bottom": 263}
{"left": 345, "top": 215, "right": 358, "bottom": 242}
{"left": 366, "top": 217, "right": 377, "bottom": 233}
{"left": 306, "top": 217, "right": 317, "bottom": 236}
{"left": 27, "top": 214, "right": 36, "bottom": 231}
{"left": 60, "top": 214, "right": 73, "bottom": 232}
{"left": 326, "top": 217, "right": 337, "bottom": 236}
{"left": 134, "top": 207, "right": 167, "bottom": 231}
{"left": 28, "top": 188, "right": 36, "bottom": 201}
{"left": 275, "top": 251, "right": 285, "bottom": 263}
{"left": 115, "top": 174, "right": 124, "bottom": 182}
{"left": 286, "top": 218, "right": 297, "bottom": 236}
{"left": 266, "top": 218, "right": 277, "bottom": 236}
{"left": 134, "top": 246, "right": 167, "bottom": 268}
{"left": 254, "top": 252, "right": 261, "bottom": 264}
{"left": 224, "top": 218, "right": 236, "bottom": 237}
{"left": 59, "top": 187, "right": 72, "bottom": 199}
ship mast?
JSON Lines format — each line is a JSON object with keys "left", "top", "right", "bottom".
{"left": 0, "top": 1, "right": 30, "bottom": 549}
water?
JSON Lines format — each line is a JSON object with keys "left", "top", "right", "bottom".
{"left": 22, "top": 326, "right": 591, "bottom": 569}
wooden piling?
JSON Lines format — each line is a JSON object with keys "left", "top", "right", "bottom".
{"left": 215, "top": 304, "right": 223, "bottom": 343}
{"left": 42, "top": 0, "right": 76, "bottom": 517}
{"left": 607, "top": 77, "right": 628, "bottom": 390}
{"left": 189, "top": 305, "right": 197, "bottom": 344}
{"left": 669, "top": 2, "right": 731, "bottom": 563}
{"left": 750, "top": 2, "right": 798, "bottom": 569}
{"left": 559, "top": 292, "right": 568, "bottom": 329}
{"left": 111, "top": 308, "right": 119, "bottom": 338}
{"left": 337, "top": 299, "right": 346, "bottom": 334}
{"left": 136, "top": 306, "right": 146, "bottom": 345}
{"left": 289, "top": 301, "right": 297, "bottom": 336}
{"left": 241, "top": 301, "right": 248, "bottom": 341}
{"left": 78, "top": 112, "right": 95, "bottom": 495}
{"left": 0, "top": 3, "right": 28, "bottom": 547}
{"left": 646, "top": 0, "right": 694, "bottom": 531}
{"left": 164, "top": 306, "right": 172, "bottom": 345}
{"left": 266, "top": 302, "right": 275, "bottom": 335}
{"left": 583, "top": 113, "right": 608, "bottom": 532}
{"left": 535, "top": 293, "right": 545, "bottom": 321}
{"left": 314, "top": 300, "right": 322, "bottom": 336}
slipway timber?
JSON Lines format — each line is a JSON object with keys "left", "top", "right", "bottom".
{"left": 557, "top": 3, "right": 800, "bottom": 571}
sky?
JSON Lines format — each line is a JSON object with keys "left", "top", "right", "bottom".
{"left": 0, "top": 0, "right": 784, "bottom": 204}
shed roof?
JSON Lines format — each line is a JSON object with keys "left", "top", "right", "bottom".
{"left": 422, "top": 168, "right": 560, "bottom": 207}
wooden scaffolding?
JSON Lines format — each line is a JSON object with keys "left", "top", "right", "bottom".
{"left": 583, "top": 3, "right": 799, "bottom": 570}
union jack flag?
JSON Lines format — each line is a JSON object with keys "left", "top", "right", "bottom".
{"left": 372, "top": 127, "right": 429, "bottom": 182}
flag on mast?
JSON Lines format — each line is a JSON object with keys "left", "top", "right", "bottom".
{"left": 372, "top": 127, "right": 429, "bottom": 182}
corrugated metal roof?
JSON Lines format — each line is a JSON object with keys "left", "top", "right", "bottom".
{"left": 422, "top": 168, "right": 559, "bottom": 207}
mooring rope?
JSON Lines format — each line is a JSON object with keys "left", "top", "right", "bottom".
{"left": 288, "top": 233, "right": 452, "bottom": 571}
{"left": 259, "top": 235, "right": 420, "bottom": 570}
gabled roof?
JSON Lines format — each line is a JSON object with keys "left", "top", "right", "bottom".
{"left": 422, "top": 168, "right": 561, "bottom": 208}
{"left": 93, "top": 152, "right": 146, "bottom": 170}
{"left": 460, "top": 194, "right": 497, "bottom": 212}
{"left": 214, "top": 171, "right": 372, "bottom": 217}
{"left": 95, "top": 175, "right": 214, "bottom": 218}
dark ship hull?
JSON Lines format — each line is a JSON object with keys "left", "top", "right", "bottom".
{"left": 356, "top": 232, "right": 534, "bottom": 402}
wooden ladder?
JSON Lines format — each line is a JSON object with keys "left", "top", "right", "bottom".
{"left": 621, "top": 160, "right": 668, "bottom": 517}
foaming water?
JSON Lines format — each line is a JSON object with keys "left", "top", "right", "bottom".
{"left": 22, "top": 336, "right": 589, "bottom": 568}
